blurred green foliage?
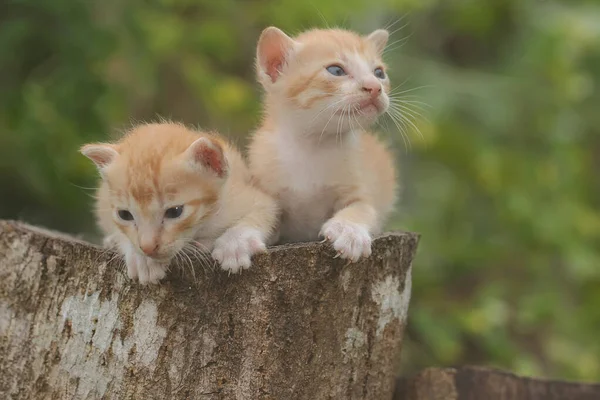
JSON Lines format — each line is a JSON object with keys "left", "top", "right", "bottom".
{"left": 1, "top": 0, "right": 599, "bottom": 381}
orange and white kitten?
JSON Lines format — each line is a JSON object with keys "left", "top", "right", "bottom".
{"left": 248, "top": 27, "right": 397, "bottom": 262}
{"left": 81, "top": 122, "right": 278, "bottom": 284}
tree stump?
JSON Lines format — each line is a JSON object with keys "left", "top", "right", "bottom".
{"left": 394, "top": 366, "right": 600, "bottom": 400}
{"left": 0, "top": 220, "right": 418, "bottom": 399}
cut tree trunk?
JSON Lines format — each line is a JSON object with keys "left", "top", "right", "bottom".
{"left": 394, "top": 366, "right": 600, "bottom": 400}
{"left": 0, "top": 220, "right": 418, "bottom": 400}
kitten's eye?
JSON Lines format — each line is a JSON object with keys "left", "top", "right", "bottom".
{"left": 374, "top": 67, "right": 386, "bottom": 79}
{"left": 165, "top": 205, "right": 184, "bottom": 219}
{"left": 118, "top": 210, "right": 134, "bottom": 221}
{"left": 326, "top": 65, "right": 346, "bottom": 76}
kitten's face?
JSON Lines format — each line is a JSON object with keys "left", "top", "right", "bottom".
{"left": 257, "top": 28, "right": 390, "bottom": 137}
{"left": 82, "top": 124, "right": 228, "bottom": 262}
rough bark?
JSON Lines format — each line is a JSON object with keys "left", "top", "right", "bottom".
{"left": 0, "top": 220, "right": 418, "bottom": 400}
{"left": 394, "top": 366, "right": 600, "bottom": 400}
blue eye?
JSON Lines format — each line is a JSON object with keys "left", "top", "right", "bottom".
{"left": 326, "top": 65, "right": 346, "bottom": 76}
{"left": 165, "top": 205, "right": 184, "bottom": 219}
{"left": 374, "top": 67, "right": 385, "bottom": 79}
{"left": 118, "top": 210, "right": 134, "bottom": 221}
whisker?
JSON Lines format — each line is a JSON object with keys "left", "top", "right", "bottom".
{"left": 389, "top": 98, "right": 431, "bottom": 111}
{"left": 191, "top": 240, "right": 209, "bottom": 251}
{"left": 169, "top": 239, "right": 194, "bottom": 280}
{"left": 348, "top": 106, "right": 356, "bottom": 140}
{"left": 68, "top": 182, "right": 98, "bottom": 191}
{"left": 351, "top": 105, "right": 365, "bottom": 139}
{"left": 183, "top": 250, "right": 198, "bottom": 282}
{"left": 92, "top": 241, "right": 120, "bottom": 266}
{"left": 320, "top": 103, "right": 344, "bottom": 144}
{"left": 389, "top": 102, "right": 430, "bottom": 115}
{"left": 109, "top": 256, "right": 126, "bottom": 279}
{"left": 389, "top": 104, "right": 424, "bottom": 143}
{"left": 389, "top": 102, "right": 429, "bottom": 123}
{"left": 313, "top": 6, "right": 330, "bottom": 29}
{"left": 383, "top": 35, "right": 412, "bottom": 55}
{"left": 337, "top": 104, "right": 349, "bottom": 146}
{"left": 173, "top": 252, "right": 185, "bottom": 279}
{"left": 177, "top": 245, "right": 197, "bottom": 281}
{"left": 176, "top": 247, "right": 192, "bottom": 279}
{"left": 384, "top": 13, "right": 412, "bottom": 37}
{"left": 389, "top": 101, "right": 428, "bottom": 123}
{"left": 377, "top": 113, "right": 407, "bottom": 150}
{"left": 185, "top": 245, "right": 213, "bottom": 273}
{"left": 389, "top": 98, "right": 431, "bottom": 108}
{"left": 311, "top": 97, "right": 346, "bottom": 125}
{"left": 399, "top": 112, "right": 425, "bottom": 142}
{"left": 187, "top": 241, "right": 217, "bottom": 272}
{"left": 392, "top": 103, "right": 429, "bottom": 118}
{"left": 385, "top": 110, "right": 411, "bottom": 152}
{"left": 390, "top": 94, "right": 428, "bottom": 99}
{"left": 389, "top": 77, "right": 413, "bottom": 94}
{"left": 390, "top": 85, "right": 433, "bottom": 95}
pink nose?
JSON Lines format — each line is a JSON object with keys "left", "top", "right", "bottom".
{"left": 362, "top": 82, "right": 382, "bottom": 99}
{"left": 140, "top": 242, "right": 159, "bottom": 256}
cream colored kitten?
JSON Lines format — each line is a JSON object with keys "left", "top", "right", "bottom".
{"left": 248, "top": 27, "right": 397, "bottom": 262}
{"left": 81, "top": 122, "right": 278, "bottom": 284}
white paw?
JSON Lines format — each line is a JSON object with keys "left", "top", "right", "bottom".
{"left": 212, "top": 227, "right": 267, "bottom": 274}
{"left": 320, "top": 218, "right": 372, "bottom": 262}
{"left": 125, "top": 251, "right": 167, "bottom": 285}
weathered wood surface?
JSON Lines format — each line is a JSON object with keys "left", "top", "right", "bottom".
{"left": 0, "top": 220, "right": 418, "bottom": 400}
{"left": 394, "top": 366, "right": 600, "bottom": 400}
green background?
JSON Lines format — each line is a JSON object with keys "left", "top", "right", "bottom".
{"left": 1, "top": 0, "right": 599, "bottom": 381}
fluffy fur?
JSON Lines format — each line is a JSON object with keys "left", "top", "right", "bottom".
{"left": 81, "top": 122, "right": 278, "bottom": 284}
{"left": 248, "top": 27, "right": 398, "bottom": 261}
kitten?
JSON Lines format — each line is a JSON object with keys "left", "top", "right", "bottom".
{"left": 81, "top": 122, "right": 278, "bottom": 284}
{"left": 248, "top": 27, "right": 397, "bottom": 262}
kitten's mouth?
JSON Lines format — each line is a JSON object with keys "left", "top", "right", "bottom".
{"left": 356, "top": 99, "right": 381, "bottom": 114}
{"left": 142, "top": 252, "right": 172, "bottom": 263}
{"left": 334, "top": 100, "right": 381, "bottom": 116}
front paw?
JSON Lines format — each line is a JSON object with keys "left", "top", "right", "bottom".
{"left": 212, "top": 227, "right": 267, "bottom": 274}
{"left": 320, "top": 218, "right": 372, "bottom": 262}
{"left": 125, "top": 251, "right": 167, "bottom": 285}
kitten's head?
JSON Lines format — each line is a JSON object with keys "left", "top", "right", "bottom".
{"left": 256, "top": 27, "right": 390, "bottom": 137}
{"left": 81, "top": 123, "right": 228, "bottom": 262}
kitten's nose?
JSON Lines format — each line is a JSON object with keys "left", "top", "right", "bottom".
{"left": 361, "top": 81, "right": 382, "bottom": 99}
{"left": 140, "top": 241, "right": 159, "bottom": 256}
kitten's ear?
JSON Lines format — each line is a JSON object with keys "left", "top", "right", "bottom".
{"left": 80, "top": 144, "right": 119, "bottom": 171}
{"left": 257, "top": 26, "right": 296, "bottom": 84}
{"left": 366, "top": 29, "right": 389, "bottom": 55}
{"left": 185, "top": 137, "right": 228, "bottom": 179}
